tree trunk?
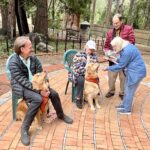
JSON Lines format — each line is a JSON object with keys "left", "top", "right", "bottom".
{"left": 144, "top": 0, "right": 150, "bottom": 29}
{"left": 105, "top": 0, "right": 112, "bottom": 26}
{"left": 127, "top": 0, "right": 135, "bottom": 25}
{"left": 7, "top": 0, "right": 16, "bottom": 39}
{"left": 118, "top": 0, "right": 125, "bottom": 14}
{"left": 1, "top": 6, "right": 8, "bottom": 35}
{"left": 114, "top": 0, "right": 120, "bottom": 14}
{"left": 91, "top": 0, "right": 97, "bottom": 24}
{"left": 34, "top": 0, "right": 48, "bottom": 36}
{"left": 63, "top": 13, "right": 80, "bottom": 31}
{"left": 15, "top": 0, "right": 29, "bottom": 35}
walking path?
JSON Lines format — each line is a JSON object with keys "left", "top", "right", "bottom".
{"left": 0, "top": 63, "right": 150, "bottom": 150}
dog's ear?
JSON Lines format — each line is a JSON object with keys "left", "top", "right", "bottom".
{"left": 32, "top": 73, "right": 40, "bottom": 82}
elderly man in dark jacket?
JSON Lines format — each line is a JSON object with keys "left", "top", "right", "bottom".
{"left": 8, "top": 36, "right": 73, "bottom": 146}
{"left": 104, "top": 13, "right": 135, "bottom": 99}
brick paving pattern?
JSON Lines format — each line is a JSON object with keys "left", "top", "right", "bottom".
{"left": 0, "top": 63, "right": 150, "bottom": 150}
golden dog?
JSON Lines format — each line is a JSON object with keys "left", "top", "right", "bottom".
{"left": 84, "top": 63, "right": 101, "bottom": 110}
{"left": 16, "top": 71, "right": 50, "bottom": 129}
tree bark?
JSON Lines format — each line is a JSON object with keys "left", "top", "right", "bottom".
{"left": 144, "top": 0, "right": 150, "bottom": 29}
{"left": 127, "top": 0, "right": 135, "bottom": 25}
{"left": 105, "top": 0, "right": 112, "bottom": 26}
{"left": 91, "top": 0, "right": 97, "bottom": 24}
{"left": 15, "top": 0, "right": 29, "bottom": 35}
{"left": 1, "top": 6, "right": 8, "bottom": 35}
{"left": 114, "top": 0, "right": 120, "bottom": 14}
{"left": 34, "top": 0, "right": 48, "bottom": 36}
{"left": 7, "top": 0, "right": 16, "bottom": 39}
{"left": 63, "top": 13, "right": 80, "bottom": 31}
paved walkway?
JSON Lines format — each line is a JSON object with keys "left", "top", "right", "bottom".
{"left": 0, "top": 63, "right": 150, "bottom": 150}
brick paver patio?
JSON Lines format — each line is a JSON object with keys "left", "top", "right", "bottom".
{"left": 0, "top": 63, "right": 150, "bottom": 150}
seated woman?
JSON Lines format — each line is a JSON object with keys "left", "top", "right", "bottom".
{"left": 71, "top": 40, "right": 98, "bottom": 109}
{"left": 103, "top": 36, "right": 146, "bottom": 114}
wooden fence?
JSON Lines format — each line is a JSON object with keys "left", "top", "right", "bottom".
{"left": 90, "top": 24, "right": 150, "bottom": 52}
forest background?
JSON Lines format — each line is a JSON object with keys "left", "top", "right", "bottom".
{"left": 0, "top": 0, "right": 149, "bottom": 39}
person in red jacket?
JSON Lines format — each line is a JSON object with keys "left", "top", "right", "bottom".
{"left": 104, "top": 13, "right": 135, "bottom": 99}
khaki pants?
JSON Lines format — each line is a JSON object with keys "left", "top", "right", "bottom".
{"left": 107, "top": 70, "right": 125, "bottom": 95}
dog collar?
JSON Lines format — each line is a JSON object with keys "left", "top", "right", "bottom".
{"left": 85, "top": 77, "right": 99, "bottom": 84}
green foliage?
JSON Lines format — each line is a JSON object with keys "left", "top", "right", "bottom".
{"left": 48, "top": 19, "right": 61, "bottom": 29}
{"left": 132, "top": 0, "right": 147, "bottom": 29}
{"left": 60, "top": 0, "right": 91, "bottom": 15}
{"left": 0, "top": 0, "right": 8, "bottom": 7}
{"left": 97, "top": 8, "right": 106, "bottom": 24}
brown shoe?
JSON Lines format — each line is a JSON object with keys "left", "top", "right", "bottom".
{"left": 105, "top": 92, "right": 114, "bottom": 98}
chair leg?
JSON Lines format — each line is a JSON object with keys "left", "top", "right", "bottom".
{"left": 65, "top": 80, "right": 70, "bottom": 94}
{"left": 72, "top": 83, "right": 76, "bottom": 102}
{"left": 12, "top": 93, "right": 19, "bottom": 121}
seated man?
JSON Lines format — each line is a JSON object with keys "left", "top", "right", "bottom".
{"left": 8, "top": 36, "right": 73, "bottom": 146}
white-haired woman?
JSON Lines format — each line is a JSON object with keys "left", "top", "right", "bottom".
{"left": 71, "top": 40, "right": 98, "bottom": 109}
{"left": 104, "top": 37, "right": 146, "bottom": 114}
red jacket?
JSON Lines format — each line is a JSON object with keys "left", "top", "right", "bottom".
{"left": 104, "top": 24, "right": 135, "bottom": 51}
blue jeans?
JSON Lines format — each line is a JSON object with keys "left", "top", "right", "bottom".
{"left": 121, "top": 78, "right": 142, "bottom": 112}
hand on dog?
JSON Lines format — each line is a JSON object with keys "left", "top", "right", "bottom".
{"left": 40, "top": 90, "right": 50, "bottom": 97}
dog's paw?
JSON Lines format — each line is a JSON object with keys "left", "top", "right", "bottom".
{"left": 96, "top": 104, "right": 101, "bottom": 109}
{"left": 90, "top": 106, "right": 95, "bottom": 111}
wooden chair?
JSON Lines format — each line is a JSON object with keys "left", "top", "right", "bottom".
{"left": 63, "top": 49, "right": 77, "bottom": 102}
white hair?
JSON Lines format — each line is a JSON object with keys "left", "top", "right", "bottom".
{"left": 113, "top": 13, "right": 122, "bottom": 21}
{"left": 111, "top": 37, "right": 130, "bottom": 52}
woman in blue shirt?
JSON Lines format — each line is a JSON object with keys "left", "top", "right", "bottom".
{"left": 104, "top": 37, "right": 146, "bottom": 114}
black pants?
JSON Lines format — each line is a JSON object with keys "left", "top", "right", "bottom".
{"left": 75, "top": 75, "right": 85, "bottom": 101}
{"left": 22, "top": 88, "right": 64, "bottom": 130}
{"left": 49, "top": 88, "right": 64, "bottom": 118}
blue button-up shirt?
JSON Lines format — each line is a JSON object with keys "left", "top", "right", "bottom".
{"left": 108, "top": 44, "right": 146, "bottom": 86}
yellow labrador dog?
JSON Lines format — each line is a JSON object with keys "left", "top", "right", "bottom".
{"left": 84, "top": 63, "right": 101, "bottom": 110}
{"left": 16, "top": 71, "right": 50, "bottom": 129}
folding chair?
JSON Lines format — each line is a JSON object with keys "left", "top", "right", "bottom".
{"left": 63, "top": 49, "right": 77, "bottom": 102}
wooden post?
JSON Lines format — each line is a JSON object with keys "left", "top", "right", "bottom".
{"left": 56, "top": 33, "right": 59, "bottom": 52}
